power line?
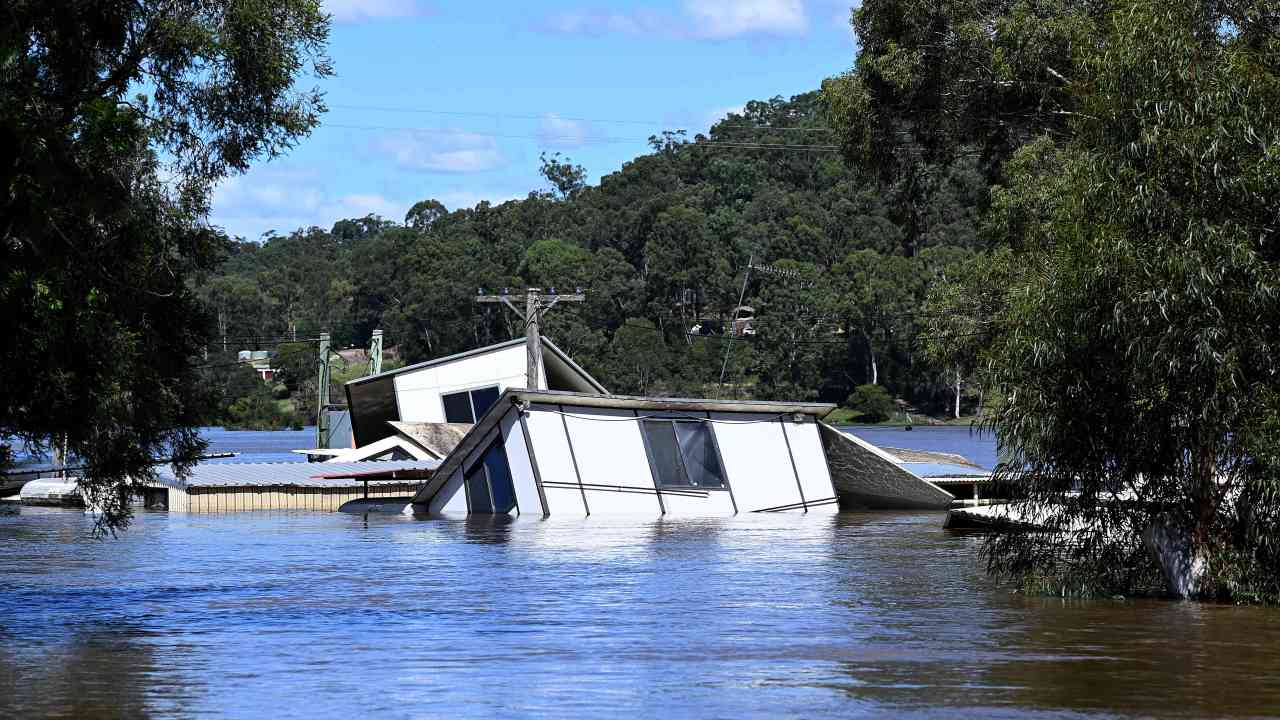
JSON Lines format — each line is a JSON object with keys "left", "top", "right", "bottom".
{"left": 322, "top": 123, "right": 840, "bottom": 151}
{"left": 327, "top": 103, "right": 837, "bottom": 133}
{"left": 620, "top": 318, "right": 1003, "bottom": 347}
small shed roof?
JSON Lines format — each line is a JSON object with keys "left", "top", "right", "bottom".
{"left": 389, "top": 421, "right": 471, "bottom": 458}
{"left": 155, "top": 461, "right": 438, "bottom": 489}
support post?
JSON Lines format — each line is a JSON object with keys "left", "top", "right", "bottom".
{"left": 316, "top": 332, "right": 331, "bottom": 450}
{"left": 525, "top": 288, "right": 543, "bottom": 390}
{"left": 477, "top": 288, "right": 584, "bottom": 390}
{"left": 368, "top": 329, "right": 383, "bottom": 376}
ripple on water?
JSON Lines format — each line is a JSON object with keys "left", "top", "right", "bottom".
{"left": 0, "top": 507, "right": 1278, "bottom": 719}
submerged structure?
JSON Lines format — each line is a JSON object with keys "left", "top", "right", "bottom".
{"left": 415, "top": 389, "right": 838, "bottom": 516}
{"left": 136, "top": 336, "right": 957, "bottom": 515}
{"left": 344, "top": 337, "right": 954, "bottom": 516}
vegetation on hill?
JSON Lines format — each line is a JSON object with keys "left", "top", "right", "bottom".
{"left": 198, "top": 92, "right": 990, "bottom": 423}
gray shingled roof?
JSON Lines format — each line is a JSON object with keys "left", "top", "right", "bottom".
{"left": 154, "top": 461, "right": 438, "bottom": 489}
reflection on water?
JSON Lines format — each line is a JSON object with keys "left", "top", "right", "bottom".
{"left": 1, "top": 507, "right": 1278, "bottom": 718}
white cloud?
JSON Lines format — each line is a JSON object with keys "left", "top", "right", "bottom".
{"left": 434, "top": 189, "right": 524, "bottom": 211}
{"left": 540, "top": 0, "right": 808, "bottom": 39}
{"left": 703, "top": 104, "right": 747, "bottom": 131}
{"left": 375, "top": 130, "right": 504, "bottom": 173}
{"left": 537, "top": 114, "right": 595, "bottom": 148}
{"left": 333, "top": 193, "right": 404, "bottom": 219}
{"left": 540, "top": 9, "right": 669, "bottom": 36}
{"left": 209, "top": 168, "right": 410, "bottom": 239}
{"left": 324, "top": 0, "right": 433, "bottom": 24}
{"left": 683, "top": 0, "right": 807, "bottom": 38}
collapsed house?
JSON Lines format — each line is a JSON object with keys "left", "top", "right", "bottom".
{"left": 141, "top": 336, "right": 955, "bottom": 514}
{"left": 338, "top": 337, "right": 954, "bottom": 516}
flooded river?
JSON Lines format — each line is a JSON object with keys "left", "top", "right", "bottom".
{"left": 1, "top": 429, "right": 1278, "bottom": 718}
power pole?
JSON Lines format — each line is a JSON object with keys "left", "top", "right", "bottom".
{"left": 477, "top": 288, "right": 584, "bottom": 389}
{"left": 316, "top": 332, "right": 331, "bottom": 449}
{"left": 368, "top": 329, "right": 383, "bottom": 376}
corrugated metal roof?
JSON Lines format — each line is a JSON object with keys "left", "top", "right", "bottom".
{"left": 154, "top": 461, "right": 438, "bottom": 489}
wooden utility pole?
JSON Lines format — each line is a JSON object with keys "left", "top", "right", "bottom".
{"left": 477, "top": 288, "right": 585, "bottom": 389}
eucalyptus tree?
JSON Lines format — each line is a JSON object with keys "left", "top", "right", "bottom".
{"left": 826, "top": 0, "right": 1280, "bottom": 600}
{"left": 0, "top": 1, "right": 331, "bottom": 531}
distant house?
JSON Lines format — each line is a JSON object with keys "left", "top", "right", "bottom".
{"left": 237, "top": 350, "right": 277, "bottom": 382}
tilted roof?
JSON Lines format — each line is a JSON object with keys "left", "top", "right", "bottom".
{"left": 345, "top": 337, "right": 607, "bottom": 394}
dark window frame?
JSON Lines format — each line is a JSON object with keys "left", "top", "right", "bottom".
{"left": 346, "top": 375, "right": 400, "bottom": 447}
{"left": 463, "top": 435, "right": 518, "bottom": 515}
{"left": 440, "top": 384, "right": 501, "bottom": 424}
{"left": 638, "top": 418, "right": 730, "bottom": 490}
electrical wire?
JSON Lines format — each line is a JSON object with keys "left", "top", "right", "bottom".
{"left": 326, "top": 103, "right": 837, "bottom": 133}
{"left": 322, "top": 122, "right": 840, "bottom": 151}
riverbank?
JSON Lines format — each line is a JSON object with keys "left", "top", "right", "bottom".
{"left": 822, "top": 408, "right": 985, "bottom": 427}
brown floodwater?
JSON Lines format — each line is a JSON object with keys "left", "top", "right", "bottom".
{"left": 0, "top": 505, "right": 1277, "bottom": 718}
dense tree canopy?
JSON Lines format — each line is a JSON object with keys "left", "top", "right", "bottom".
{"left": 826, "top": 0, "right": 1280, "bottom": 601}
{"left": 0, "top": 1, "right": 330, "bottom": 530}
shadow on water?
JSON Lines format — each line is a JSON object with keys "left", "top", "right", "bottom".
{"left": 460, "top": 513, "right": 517, "bottom": 544}
{"left": 819, "top": 512, "right": 1280, "bottom": 717}
{"left": 0, "top": 625, "right": 200, "bottom": 719}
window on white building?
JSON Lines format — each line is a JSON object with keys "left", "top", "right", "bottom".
{"left": 640, "top": 420, "right": 727, "bottom": 489}
{"left": 441, "top": 385, "right": 501, "bottom": 424}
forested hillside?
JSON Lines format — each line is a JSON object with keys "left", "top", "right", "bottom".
{"left": 196, "top": 92, "right": 989, "bottom": 422}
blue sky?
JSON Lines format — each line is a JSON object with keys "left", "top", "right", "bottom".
{"left": 210, "top": 1, "right": 860, "bottom": 240}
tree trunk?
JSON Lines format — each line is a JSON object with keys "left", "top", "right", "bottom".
{"left": 1143, "top": 517, "right": 1209, "bottom": 599}
{"left": 954, "top": 366, "right": 962, "bottom": 419}
{"left": 218, "top": 305, "right": 227, "bottom": 353}
{"left": 864, "top": 333, "right": 878, "bottom": 385}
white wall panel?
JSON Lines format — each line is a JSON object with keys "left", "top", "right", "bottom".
{"left": 658, "top": 491, "right": 736, "bottom": 516}
{"left": 579, "top": 487, "right": 662, "bottom": 514}
{"left": 563, "top": 407, "right": 656, "bottom": 490}
{"left": 542, "top": 486, "right": 587, "bottom": 515}
{"left": 782, "top": 421, "right": 838, "bottom": 506}
{"left": 428, "top": 468, "right": 467, "bottom": 514}
{"left": 393, "top": 367, "right": 443, "bottom": 422}
{"left": 523, "top": 404, "right": 585, "bottom": 515}
{"left": 392, "top": 345, "right": 530, "bottom": 422}
{"left": 499, "top": 409, "right": 543, "bottom": 516}
{"left": 711, "top": 413, "right": 803, "bottom": 512}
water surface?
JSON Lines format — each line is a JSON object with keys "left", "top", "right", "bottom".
{"left": 2, "top": 508, "right": 1277, "bottom": 719}
{"left": 844, "top": 426, "right": 998, "bottom": 469}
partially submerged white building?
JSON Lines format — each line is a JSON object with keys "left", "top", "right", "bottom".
{"left": 332, "top": 337, "right": 955, "bottom": 517}
{"left": 413, "top": 390, "right": 838, "bottom": 516}
{"left": 343, "top": 338, "right": 606, "bottom": 448}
